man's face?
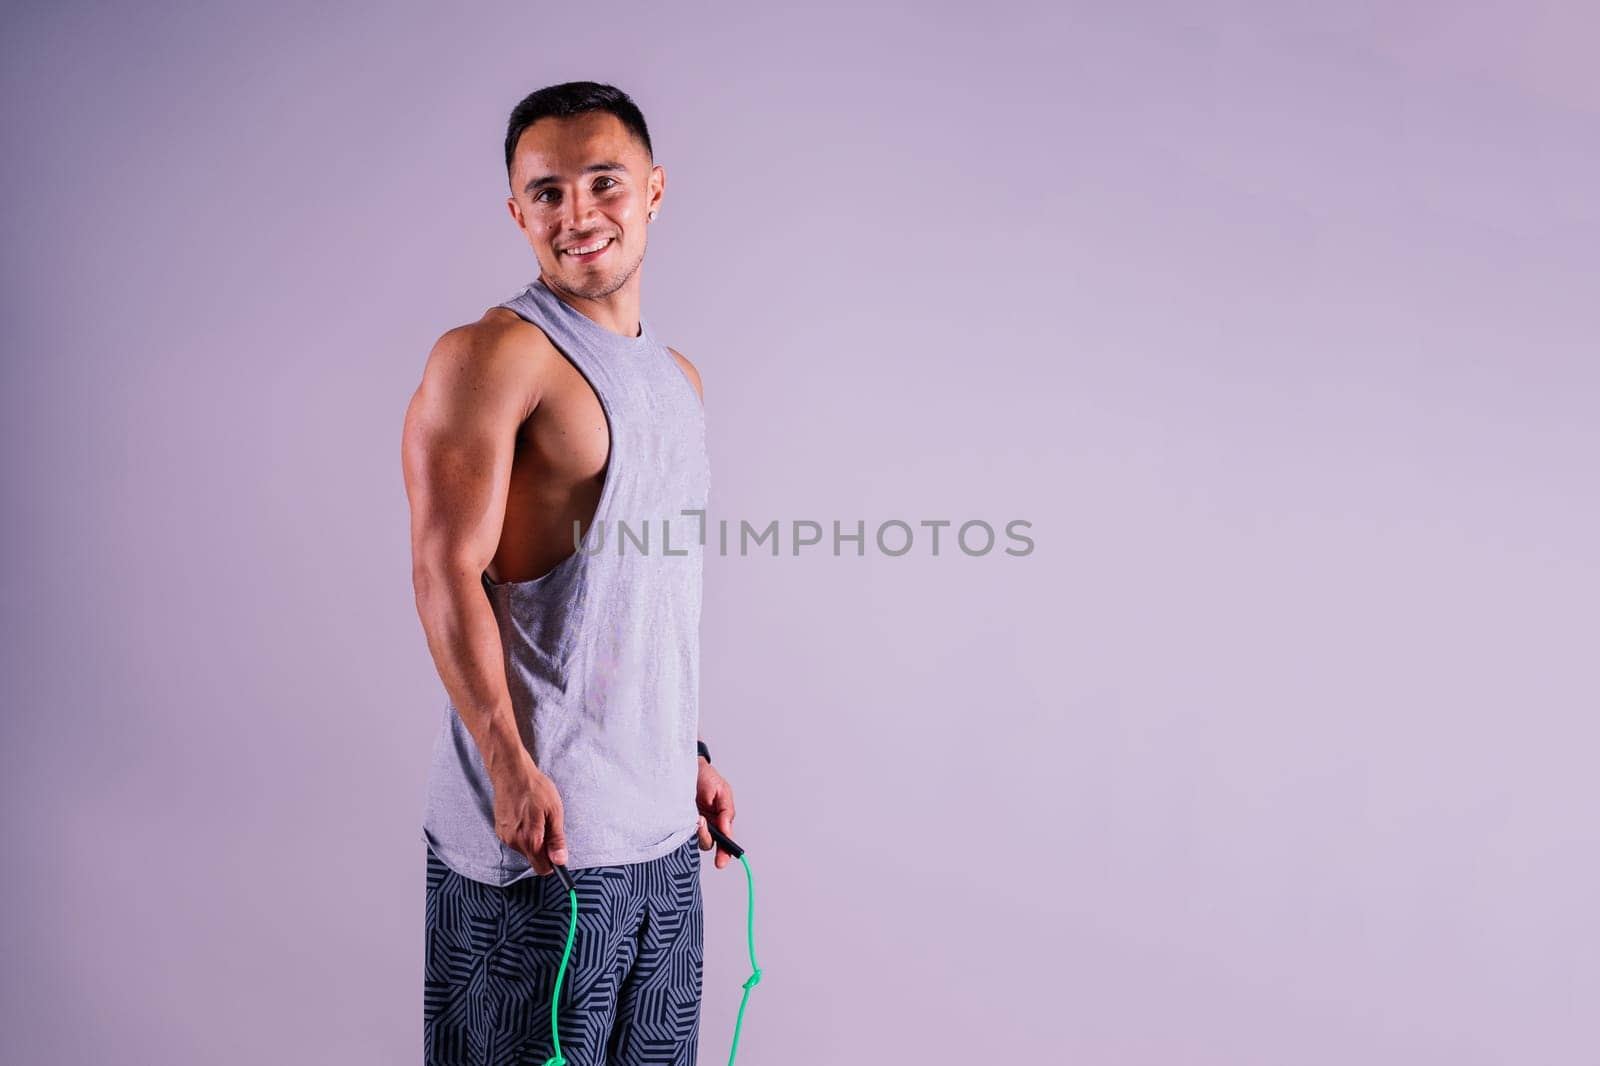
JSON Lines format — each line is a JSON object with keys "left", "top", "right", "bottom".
{"left": 506, "top": 111, "right": 663, "bottom": 302}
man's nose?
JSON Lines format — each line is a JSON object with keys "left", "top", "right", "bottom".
{"left": 561, "top": 187, "right": 600, "bottom": 230}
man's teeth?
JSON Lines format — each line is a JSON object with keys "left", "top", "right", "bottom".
{"left": 565, "top": 238, "right": 612, "bottom": 256}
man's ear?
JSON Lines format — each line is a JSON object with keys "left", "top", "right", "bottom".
{"left": 649, "top": 163, "right": 665, "bottom": 216}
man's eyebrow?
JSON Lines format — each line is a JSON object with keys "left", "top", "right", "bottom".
{"left": 523, "top": 161, "right": 627, "bottom": 196}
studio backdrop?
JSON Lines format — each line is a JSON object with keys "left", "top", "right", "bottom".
{"left": 2, "top": 3, "right": 1596, "bottom": 1064}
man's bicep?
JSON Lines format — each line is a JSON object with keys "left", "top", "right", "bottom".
{"left": 402, "top": 327, "right": 536, "bottom": 580}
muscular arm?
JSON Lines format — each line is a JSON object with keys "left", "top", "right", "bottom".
{"left": 402, "top": 322, "right": 542, "bottom": 778}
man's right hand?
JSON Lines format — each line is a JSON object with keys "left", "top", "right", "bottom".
{"left": 490, "top": 745, "right": 569, "bottom": 875}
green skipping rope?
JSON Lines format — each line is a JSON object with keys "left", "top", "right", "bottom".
{"left": 543, "top": 849, "right": 762, "bottom": 1066}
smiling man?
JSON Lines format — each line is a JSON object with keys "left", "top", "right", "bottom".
{"left": 401, "top": 82, "right": 737, "bottom": 1066}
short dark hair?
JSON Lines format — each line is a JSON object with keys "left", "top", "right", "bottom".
{"left": 503, "top": 81, "right": 654, "bottom": 185}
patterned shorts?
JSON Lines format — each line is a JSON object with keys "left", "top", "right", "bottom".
{"left": 425, "top": 835, "right": 704, "bottom": 1066}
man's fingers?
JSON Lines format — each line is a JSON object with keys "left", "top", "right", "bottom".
{"left": 546, "top": 813, "right": 569, "bottom": 867}
{"left": 524, "top": 833, "right": 550, "bottom": 875}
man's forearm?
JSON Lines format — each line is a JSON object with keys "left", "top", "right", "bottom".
{"left": 413, "top": 563, "right": 526, "bottom": 777}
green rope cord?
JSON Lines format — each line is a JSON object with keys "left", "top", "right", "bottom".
{"left": 725, "top": 851, "right": 763, "bottom": 1066}
{"left": 543, "top": 887, "right": 579, "bottom": 1066}
{"left": 544, "top": 850, "right": 763, "bottom": 1066}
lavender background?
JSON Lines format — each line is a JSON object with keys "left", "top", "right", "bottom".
{"left": 4, "top": 2, "right": 1597, "bottom": 1063}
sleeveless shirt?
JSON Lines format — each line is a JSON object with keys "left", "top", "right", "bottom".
{"left": 421, "top": 276, "right": 710, "bottom": 885}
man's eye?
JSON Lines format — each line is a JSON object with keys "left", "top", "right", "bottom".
{"left": 595, "top": 177, "right": 618, "bottom": 190}
{"left": 535, "top": 190, "right": 557, "bottom": 203}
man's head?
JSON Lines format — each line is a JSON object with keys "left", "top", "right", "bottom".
{"left": 504, "top": 82, "right": 663, "bottom": 303}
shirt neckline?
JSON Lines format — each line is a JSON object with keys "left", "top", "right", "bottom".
{"left": 533, "top": 276, "right": 653, "bottom": 351}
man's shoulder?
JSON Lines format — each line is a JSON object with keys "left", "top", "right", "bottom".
{"left": 664, "top": 344, "right": 704, "bottom": 403}
{"left": 417, "top": 307, "right": 562, "bottom": 414}
{"left": 440, "top": 305, "right": 555, "bottom": 353}
{"left": 426, "top": 307, "right": 561, "bottom": 376}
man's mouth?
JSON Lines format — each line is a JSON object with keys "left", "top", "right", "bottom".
{"left": 561, "top": 237, "right": 614, "bottom": 260}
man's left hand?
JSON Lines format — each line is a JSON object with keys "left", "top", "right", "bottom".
{"left": 695, "top": 759, "right": 737, "bottom": 869}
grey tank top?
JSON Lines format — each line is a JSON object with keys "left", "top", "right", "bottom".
{"left": 421, "top": 276, "right": 710, "bottom": 885}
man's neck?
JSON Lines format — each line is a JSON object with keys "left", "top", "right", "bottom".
{"left": 540, "top": 274, "right": 643, "bottom": 339}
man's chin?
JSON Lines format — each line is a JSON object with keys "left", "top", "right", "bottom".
{"left": 555, "top": 264, "right": 634, "bottom": 300}
{"left": 565, "top": 281, "right": 616, "bottom": 300}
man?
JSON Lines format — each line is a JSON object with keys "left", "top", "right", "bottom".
{"left": 401, "top": 81, "right": 738, "bottom": 1066}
